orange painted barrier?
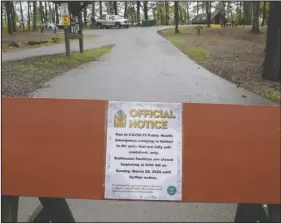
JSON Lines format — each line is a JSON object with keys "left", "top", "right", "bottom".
{"left": 2, "top": 97, "right": 280, "bottom": 204}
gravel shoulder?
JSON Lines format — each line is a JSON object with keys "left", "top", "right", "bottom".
{"left": 2, "top": 45, "right": 114, "bottom": 97}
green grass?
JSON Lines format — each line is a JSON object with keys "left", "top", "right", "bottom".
{"left": 263, "top": 90, "right": 281, "bottom": 103}
{"left": 160, "top": 28, "right": 209, "bottom": 63}
{"left": 17, "top": 45, "right": 114, "bottom": 71}
{"left": 187, "top": 46, "right": 209, "bottom": 62}
{"left": 255, "top": 87, "right": 281, "bottom": 104}
{"left": 18, "top": 64, "right": 39, "bottom": 72}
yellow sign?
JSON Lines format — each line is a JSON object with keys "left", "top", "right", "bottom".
{"left": 62, "top": 15, "right": 70, "bottom": 26}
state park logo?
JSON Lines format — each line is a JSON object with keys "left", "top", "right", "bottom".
{"left": 114, "top": 110, "right": 126, "bottom": 128}
{"left": 167, "top": 186, "right": 177, "bottom": 196}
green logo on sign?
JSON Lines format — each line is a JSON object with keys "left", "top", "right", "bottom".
{"left": 167, "top": 186, "right": 177, "bottom": 196}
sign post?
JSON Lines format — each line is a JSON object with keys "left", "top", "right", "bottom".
{"left": 78, "top": 2, "right": 84, "bottom": 53}
{"left": 105, "top": 101, "right": 183, "bottom": 201}
{"left": 60, "top": 3, "right": 70, "bottom": 57}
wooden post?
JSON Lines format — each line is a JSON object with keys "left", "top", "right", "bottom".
{"left": 64, "top": 26, "right": 70, "bottom": 57}
{"left": 78, "top": 3, "right": 84, "bottom": 53}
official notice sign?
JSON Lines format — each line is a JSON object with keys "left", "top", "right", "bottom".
{"left": 105, "top": 101, "right": 182, "bottom": 201}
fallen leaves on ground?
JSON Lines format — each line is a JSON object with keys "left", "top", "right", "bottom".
{"left": 160, "top": 26, "right": 280, "bottom": 104}
{"left": 2, "top": 45, "right": 114, "bottom": 97}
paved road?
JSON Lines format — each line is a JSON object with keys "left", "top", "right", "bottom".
{"left": 12, "top": 26, "right": 273, "bottom": 222}
{"left": 31, "top": 27, "right": 272, "bottom": 105}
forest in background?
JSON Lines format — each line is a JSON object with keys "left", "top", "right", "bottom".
{"left": 1, "top": 1, "right": 271, "bottom": 32}
{"left": 1, "top": 1, "right": 280, "bottom": 84}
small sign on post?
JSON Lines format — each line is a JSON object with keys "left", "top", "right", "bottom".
{"left": 60, "top": 3, "right": 69, "bottom": 16}
{"left": 60, "top": 3, "right": 70, "bottom": 57}
{"left": 105, "top": 101, "right": 183, "bottom": 201}
{"left": 62, "top": 15, "right": 70, "bottom": 26}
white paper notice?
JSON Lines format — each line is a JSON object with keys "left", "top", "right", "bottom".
{"left": 105, "top": 101, "right": 182, "bottom": 201}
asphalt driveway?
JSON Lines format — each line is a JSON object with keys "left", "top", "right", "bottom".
{"left": 31, "top": 27, "right": 272, "bottom": 105}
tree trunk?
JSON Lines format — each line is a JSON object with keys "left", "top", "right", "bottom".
{"left": 83, "top": 7, "right": 87, "bottom": 25}
{"left": 196, "top": 1, "right": 199, "bottom": 15}
{"left": 243, "top": 1, "right": 246, "bottom": 23}
{"left": 186, "top": 2, "right": 190, "bottom": 24}
{"left": 27, "top": 1, "right": 31, "bottom": 31}
{"left": 262, "top": 2, "right": 281, "bottom": 82}
{"left": 152, "top": 8, "right": 156, "bottom": 21}
{"left": 48, "top": 2, "right": 53, "bottom": 23}
{"left": 206, "top": 1, "right": 211, "bottom": 27}
{"left": 136, "top": 1, "right": 140, "bottom": 26}
{"left": 164, "top": 1, "right": 169, "bottom": 25}
{"left": 11, "top": 2, "right": 16, "bottom": 32}
{"left": 113, "top": 1, "right": 117, "bottom": 15}
{"left": 159, "top": 3, "right": 164, "bottom": 26}
{"left": 92, "top": 1, "right": 95, "bottom": 18}
{"left": 51, "top": 2, "right": 55, "bottom": 23}
{"left": 5, "top": 2, "right": 13, "bottom": 34}
{"left": 202, "top": 1, "right": 205, "bottom": 14}
{"left": 144, "top": 1, "right": 148, "bottom": 20}
{"left": 261, "top": 1, "right": 266, "bottom": 26}
{"left": 99, "top": 1, "right": 102, "bottom": 18}
{"left": 132, "top": 5, "right": 136, "bottom": 24}
{"left": 39, "top": 1, "right": 44, "bottom": 23}
{"left": 44, "top": 1, "right": 48, "bottom": 22}
{"left": 55, "top": 3, "right": 59, "bottom": 24}
{"left": 183, "top": 5, "right": 187, "bottom": 25}
{"left": 1, "top": 3, "right": 4, "bottom": 30}
{"left": 156, "top": 3, "right": 160, "bottom": 25}
{"left": 238, "top": 1, "right": 242, "bottom": 22}
{"left": 229, "top": 2, "right": 233, "bottom": 21}
{"left": 249, "top": 2, "right": 253, "bottom": 24}
{"left": 106, "top": 1, "right": 111, "bottom": 14}
{"left": 221, "top": 1, "right": 226, "bottom": 22}
{"left": 48, "top": 2, "right": 52, "bottom": 23}
{"left": 19, "top": 1, "right": 25, "bottom": 30}
{"left": 251, "top": 1, "right": 260, "bottom": 33}
{"left": 124, "top": 1, "right": 127, "bottom": 18}
{"left": 179, "top": 5, "right": 182, "bottom": 25}
{"left": 244, "top": 1, "right": 252, "bottom": 25}
{"left": 174, "top": 1, "right": 179, "bottom": 33}
{"left": 33, "top": 1, "right": 37, "bottom": 31}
